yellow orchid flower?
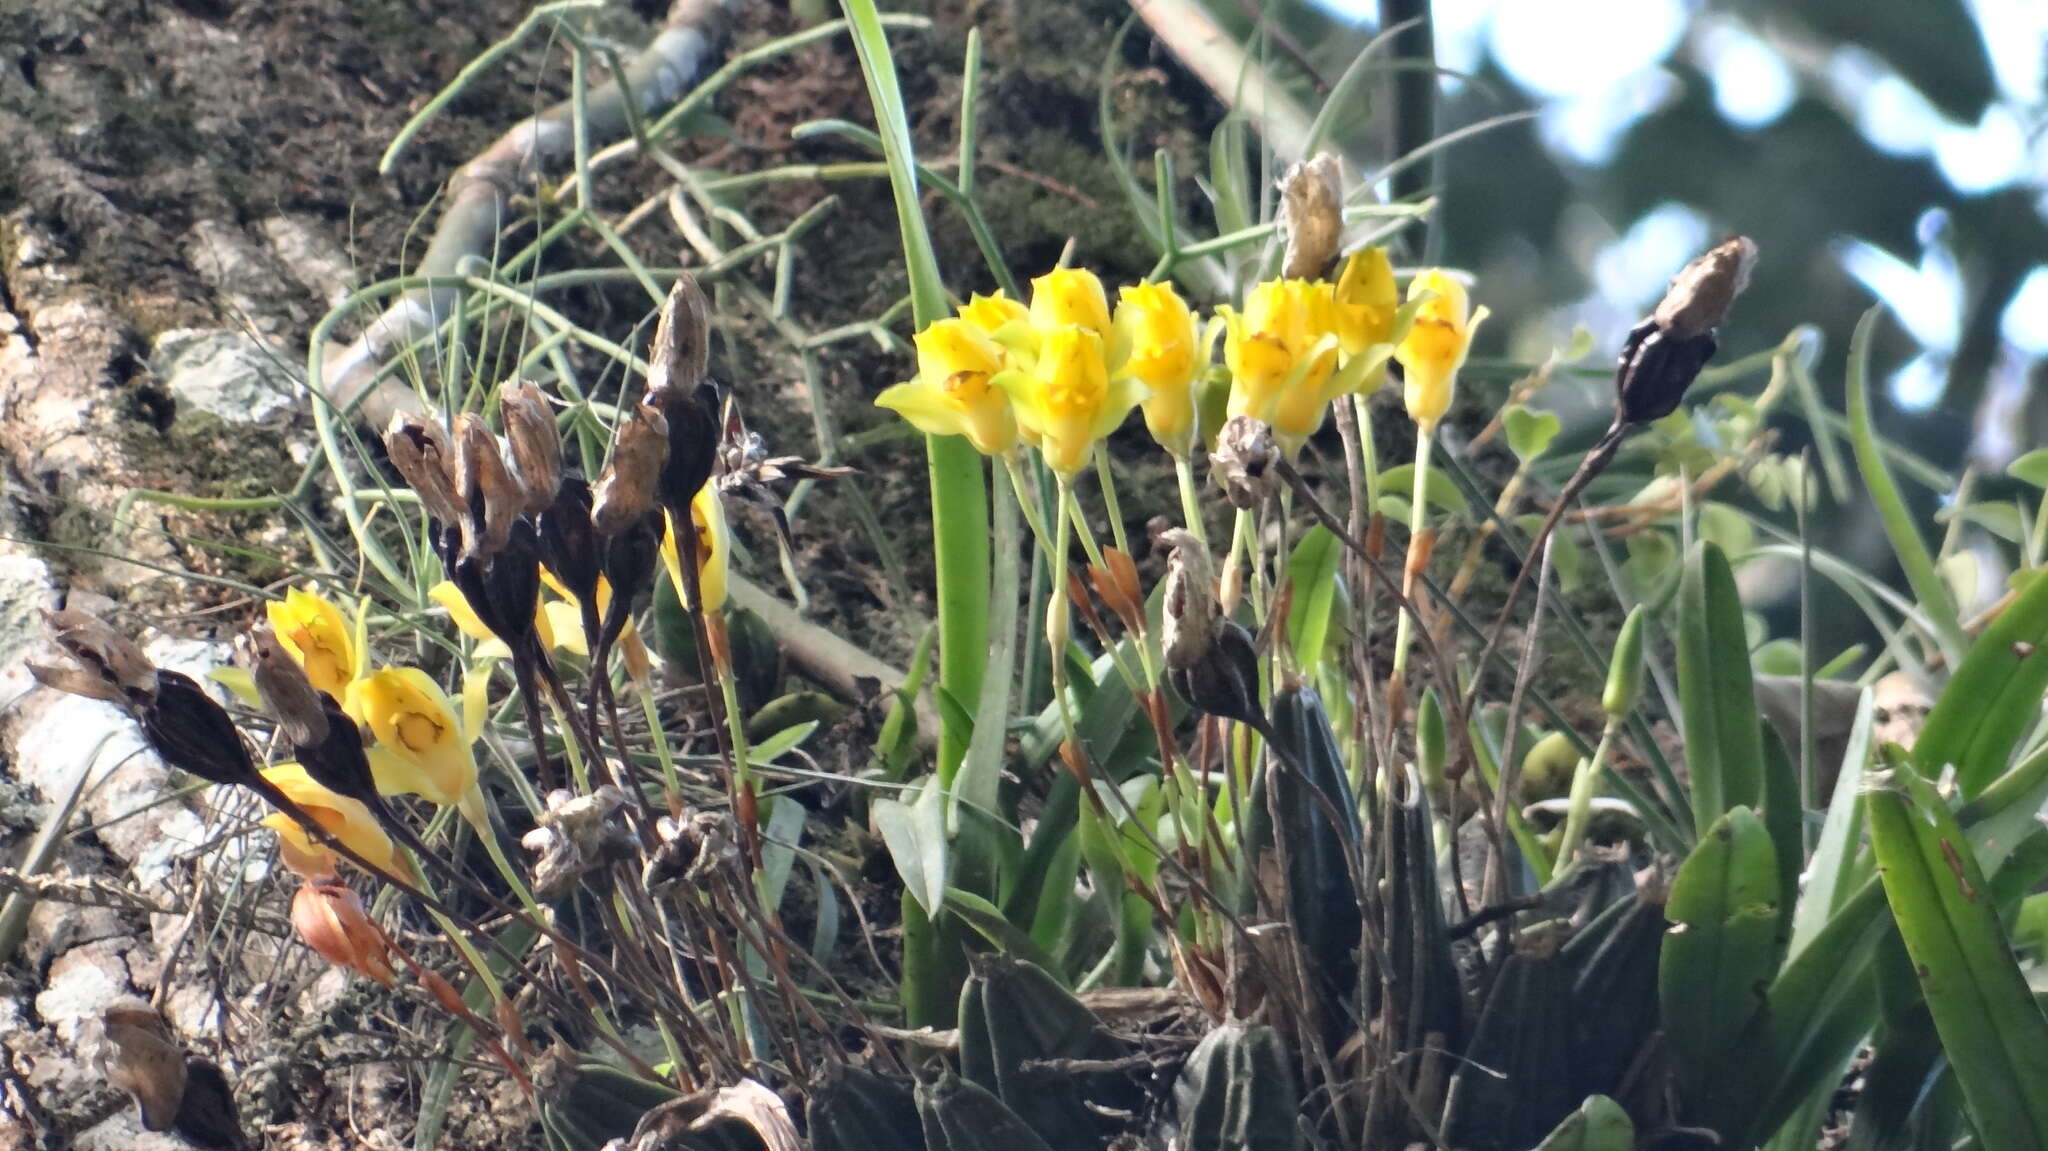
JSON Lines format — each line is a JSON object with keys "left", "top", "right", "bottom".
{"left": 260, "top": 763, "right": 399, "bottom": 880}
{"left": 1395, "top": 269, "right": 1489, "bottom": 432}
{"left": 874, "top": 318, "right": 1020, "bottom": 457}
{"left": 994, "top": 324, "right": 1145, "bottom": 478}
{"left": 1029, "top": 267, "right": 1111, "bottom": 337}
{"left": 956, "top": 291, "right": 1028, "bottom": 335}
{"left": 1112, "top": 281, "right": 1203, "bottom": 456}
{"left": 534, "top": 570, "right": 651, "bottom": 676}
{"left": 347, "top": 667, "right": 481, "bottom": 809}
{"left": 661, "top": 486, "right": 730, "bottom": 614}
{"left": 1218, "top": 278, "right": 1341, "bottom": 447}
{"left": 430, "top": 580, "right": 557, "bottom": 660}
{"left": 267, "top": 587, "right": 360, "bottom": 699}
{"left": 1331, "top": 247, "right": 1400, "bottom": 357}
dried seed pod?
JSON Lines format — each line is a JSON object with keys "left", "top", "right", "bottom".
{"left": 455, "top": 414, "right": 521, "bottom": 559}
{"left": 143, "top": 670, "right": 262, "bottom": 789}
{"left": 289, "top": 692, "right": 382, "bottom": 811}
{"left": 1208, "top": 416, "right": 1280, "bottom": 509}
{"left": 537, "top": 471, "right": 603, "bottom": 608}
{"left": 1277, "top": 153, "right": 1344, "bottom": 280}
{"left": 592, "top": 404, "right": 669, "bottom": 538}
{"left": 500, "top": 381, "right": 563, "bottom": 517}
{"left": 1159, "top": 529, "right": 1217, "bottom": 671}
{"left": 1160, "top": 530, "right": 1264, "bottom": 730}
{"left": 31, "top": 610, "right": 157, "bottom": 706}
{"left": 1654, "top": 235, "right": 1757, "bottom": 341}
{"left": 521, "top": 786, "right": 634, "bottom": 901}
{"left": 237, "top": 625, "right": 329, "bottom": 750}
{"left": 652, "top": 379, "right": 722, "bottom": 519}
{"left": 383, "top": 414, "right": 464, "bottom": 526}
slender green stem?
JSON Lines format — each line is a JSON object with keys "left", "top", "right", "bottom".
{"left": 1173, "top": 454, "right": 1208, "bottom": 547}
{"left": 1092, "top": 443, "right": 1132, "bottom": 557}
{"left": 1391, "top": 426, "right": 1433, "bottom": 686}
{"left": 1554, "top": 722, "right": 1617, "bottom": 870}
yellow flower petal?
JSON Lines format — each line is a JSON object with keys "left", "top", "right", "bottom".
{"left": 346, "top": 668, "right": 477, "bottom": 807}
{"left": 1029, "top": 268, "right": 1111, "bottom": 337}
{"left": 267, "top": 587, "right": 355, "bottom": 700}
{"left": 261, "top": 763, "right": 398, "bottom": 879}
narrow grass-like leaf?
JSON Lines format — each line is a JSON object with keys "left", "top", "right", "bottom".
{"left": 1787, "top": 689, "right": 1874, "bottom": 960}
{"left": 1678, "top": 541, "right": 1765, "bottom": 836}
{"left": 1844, "top": 305, "right": 1965, "bottom": 658}
{"left": 945, "top": 887, "right": 1065, "bottom": 982}
{"left": 1530, "top": 1095, "right": 1633, "bottom": 1151}
{"left": 1660, "top": 805, "right": 1783, "bottom": 1081}
{"left": 1284, "top": 525, "right": 1343, "bottom": 670}
{"left": 1870, "top": 769, "right": 2048, "bottom": 1148}
{"left": 1913, "top": 556, "right": 2048, "bottom": 796}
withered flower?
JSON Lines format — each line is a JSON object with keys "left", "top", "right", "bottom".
{"left": 715, "top": 395, "right": 855, "bottom": 557}
{"left": 1208, "top": 415, "right": 1280, "bottom": 509}
{"left": 500, "top": 381, "right": 563, "bottom": 518}
{"left": 1160, "top": 530, "right": 1262, "bottom": 730}
{"left": 30, "top": 610, "right": 156, "bottom": 706}
{"left": 237, "top": 625, "right": 328, "bottom": 750}
{"left": 537, "top": 472, "right": 603, "bottom": 649}
{"left": 1277, "top": 154, "right": 1343, "bottom": 280}
{"left": 520, "top": 786, "right": 633, "bottom": 900}
{"left": 592, "top": 403, "right": 669, "bottom": 539}
{"left": 454, "top": 414, "right": 521, "bottom": 561}
{"left": 291, "top": 879, "right": 396, "bottom": 985}
{"left": 643, "top": 275, "right": 722, "bottom": 516}
{"left": 383, "top": 414, "right": 464, "bottom": 527}
{"left": 646, "top": 273, "right": 711, "bottom": 397}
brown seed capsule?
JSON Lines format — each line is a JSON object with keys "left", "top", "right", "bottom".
{"left": 383, "top": 414, "right": 465, "bottom": 526}
{"left": 455, "top": 414, "right": 520, "bottom": 560}
{"left": 1209, "top": 415, "right": 1280, "bottom": 509}
{"left": 500, "top": 381, "right": 562, "bottom": 517}
{"left": 1159, "top": 530, "right": 1263, "bottom": 729}
{"left": 237, "top": 625, "right": 329, "bottom": 750}
{"left": 142, "top": 670, "right": 261, "bottom": 789}
{"left": 592, "top": 403, "right": 669, "bottom": 538}
{"left": 1277, "top": 153, "right": 1344, "bottom": 280}
{"left": 1160, "top": 529, "right": 1218, "bottom": 672}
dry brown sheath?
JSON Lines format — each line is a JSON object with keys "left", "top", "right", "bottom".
{"left": 646, "top": 273, "right": 711, "bottom": 397}
{"left": 593, "top": 403, "right": 670, "bottom": 538}
{"left": 1277, "top": 154, "right": 1344, "bottom": 280}
{"left": 1210, "top": 416, "right": 1281, "bottom": 509}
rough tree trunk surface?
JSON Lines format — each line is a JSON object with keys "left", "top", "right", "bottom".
{"left": 0, "top": 0, "right": 1209, "bottom": 1145}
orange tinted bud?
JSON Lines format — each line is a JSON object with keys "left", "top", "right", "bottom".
{"left": 291, "top": 881, "right": 395, "bottom": 985}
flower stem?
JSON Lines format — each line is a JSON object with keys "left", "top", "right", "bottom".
{"left": 1173, "top": 453, "right": 1208, "bottom": 547}
{"left": 1390, "top": 424, "right": 1434, "bottom": 692}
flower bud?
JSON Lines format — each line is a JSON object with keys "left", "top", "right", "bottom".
{"left": 1603, "top": 605, "right": 1647, "bottom": 719}
{"left": 1208, "top": 415, "right": 1279, "bottom": 509}
{"left": 383, "top": 414, "right": 464, "bottom": 526}
{"left": 592, "top": 404, "right": 669, "bottom": 538}
{"left": 500, "top": 381, "right": 562, "bottom": 517}
{"left": 1277, "top": 154, "right": 1343, "bottom": 280}
{"left": 1416, "top": 687, "right": 1447, "bottom": 799}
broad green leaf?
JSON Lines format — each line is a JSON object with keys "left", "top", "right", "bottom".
{"left": 1870, "top": 770, "right": 2048, "bottom": 1149}
{"left": 1531, "top": 1095, "right": 1633, "bottom": 1151}
{"left": 1503, "top": 405, "right": 1562, "bottom": 463}
{"left": 873, "top": 779, "right": 949, "bottom": 917}
{"left": 1941, "top": 499, "right": 2027, "bottom": 544}
{"left": 1845, "top": 306, "right": 1965, "bottom": 658}
{"left": 2010, "top": 447, "right": 2048, "bottom": 490}
{"left": 1697, "top": 501, "right": 1754, "bottom": 558}
{"left": 1914, "top": 564, "right": 2048, "bottom": 796}
{"left": 1679, "top": 541, "right": 1766, "bottom": 835}
{"left": 1660, "top": 806, "right": 1783, "bottom": 1078}
{"left": 944, "top": 887, "right": 1065, "bottom": 981}
{"left": 1759, "top": 729, "right": 1802, "bottom": 953}
{"left": 1377, "top": 463, "right": 1466, "bottom": 516}
{"left": 1285, "top": 526, "right": 1344, "bottom": 670}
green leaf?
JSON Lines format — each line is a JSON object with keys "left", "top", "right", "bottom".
{"left": 1377, "top": 463, "right": 1466, "bottom": 516}
{"left": 2010, "top": 448, "right": 2048, "bottom": 490}
{"left": 1788, "top": 690, "right": 1875, "bottom": 961}
{"left": 1284, "top": 526, "right": 1344, "bottom": 670}
{"left": 1870, "top": 769, "right": 2048, "bottom": 1149}
{"left": 873, "top": 779, "right": 950, "bottom": 917}
{"left": 1696, "top": 501, "right": 1754, "bottom": 558}
{"left": 750, "top": 720, "right": 819, "bottom": 764}
{"left": 1845, "top": 306, "right": 1965, "bottom": 658}
{"left": 1530, "top": 1095, "right": 1633, "bottom": 1151}
{"left": 1914, "top": 562, "right": 2048, "bottom": 796}
{"left": 1503, "top": 405, "right": 1562, "bottom": 463}
{"left": 1660, "top": 806, "right": 1782, "bottom": 1079}
{"left": 1679, "top": 541, "right": 1766, "bottom": 836}
{"left": 944, "top": 887, "right": 1065, "bottom": 981}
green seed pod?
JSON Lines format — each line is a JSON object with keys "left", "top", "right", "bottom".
{"left": 1416, "top": 687, "right": 1448, "bottom": 801}
{"left": 1521, "top": 731, "right": 1580, "bottom": 803}
{"left": 1603, "top": 605, "right": 1647, "bottom": 719}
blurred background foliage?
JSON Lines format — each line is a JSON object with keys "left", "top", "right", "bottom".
{"left": 1181, "top": 0, "right": 2045, "bottom": 646}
